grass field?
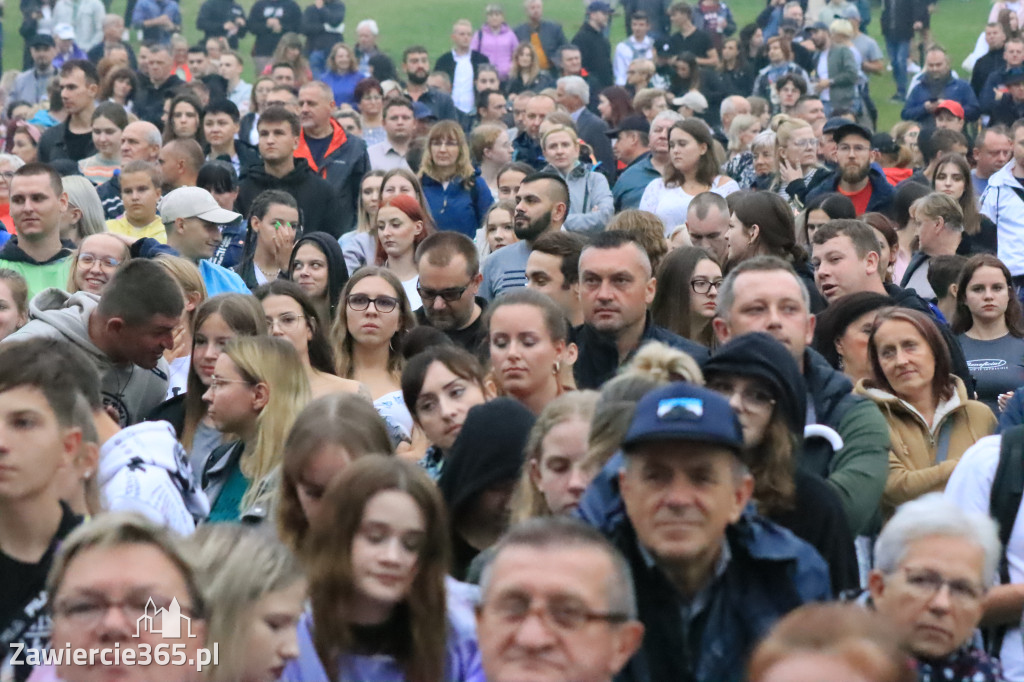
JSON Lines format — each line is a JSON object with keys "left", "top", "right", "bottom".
{"left": 4, "top": 0, "right": 990, "bottom": 130}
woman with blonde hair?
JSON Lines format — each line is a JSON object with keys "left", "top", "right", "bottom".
{"left": 285, "top": 456, "right": 482, "bottom": 681}
{"left": 420, "top": 120, "right": 494, "bottom": 238}
{"left": 66, "top": 233, "right": 131, "bottom": 295}
{"left": 59, "top": 176, "right": 106, "bottom": 244}
{"left": 331, "top": 267, "right": 418, "bottom": 441}
{"left": 505, "top": 42, "right": 553, "bottom": 95}
{"left": 509, "top": 390, "right": 600, "bottom": 523}
{"left": 320, "top": 42, "right": 367, "bottom": 107}
{"left": 540, "top": 125, "right": 613, "bottom": 234}
{"left": 203, "top": 335, "right": 312, "bottom": 522}
{"left": 340, "top": 169, "right": 386, "bottom": 275}
{"left": 189, "top": 524, "right": 306, "bottom": 682}
{"left": 726, "top": 113, "right": 761, "bottom": 161}
{"left": 469, "top": 123, "right": 513, "bottom": 198}
{"left": 773, "top": 115, "right": 829, "bottom": 207}
{"left": 155, "top": 254, "right": 207, "bottom": 399}
{"left": 261, "top": 32, "right": 313, "bottom": 84}
{"left": 890, "top": 121, "right": 923, "bottom": 168}
{"left": 277, "top": 393, "right": 394, "bottom": 552}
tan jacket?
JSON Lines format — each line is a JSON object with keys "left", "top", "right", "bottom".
{"left": 854, "top": 376, "right": 996, "bottom": 515}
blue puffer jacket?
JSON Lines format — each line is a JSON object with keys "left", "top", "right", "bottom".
{"left": 804, "top": 163, "right": 896, "bottom": 216}
{"left": 421, "top": 172, "right": 495, "bottom": 238}
{"left": 580, "top": 481, "right": 831, "bottom": 682}
{"left": 901, "top": 74, "right": 980, "bottom": 123}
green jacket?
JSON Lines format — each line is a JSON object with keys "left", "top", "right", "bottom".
{"left": 0, "top": 257, "right": 72, "bottom": 300}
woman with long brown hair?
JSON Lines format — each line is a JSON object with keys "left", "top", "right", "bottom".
{"left": 284, "top": 456, "right": 483, "bottom": 681}
{"left": 931, "top": 152, "right": 997, "bottom": 254}
{"left": 650, "top": 246, "right": 721, "bottom": 347}
{"left": 952, "top": 254, "right": 1024, "bottom": 413}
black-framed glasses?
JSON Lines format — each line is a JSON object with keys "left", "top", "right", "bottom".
{"left": 690, "top": 278, "right": 723, "bottom": 295}
{"left": 347, "top": 293, "right": 398, "bottom": 313}
{"left": 482, "top": 593, "right": 629, "bottom": 632}
{"left": 417, "top": 283, "right": 470, "bottom": 303}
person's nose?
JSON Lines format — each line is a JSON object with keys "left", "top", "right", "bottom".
{"left": 280, "top": 628, "right": 300, "bottom": 661}
{"left": 566, "top": 465, "right": 588, "bottom": 494}
{"left": 512, "top": 608, "right": 559, "bottom": 651}
{"left": 927, "top": 583, "right": 954, "bottom": 613}
{"left": 663, "top": 472, "right": 696, "bottom": 508}
{"left": 96, "top": 604, "right": 134, "bottom": 642}
{"left": 431, "top": 295, "right": 447, "bottom": 311}
{"left": 202, "top": 385, "right": 214, "bottom": 403}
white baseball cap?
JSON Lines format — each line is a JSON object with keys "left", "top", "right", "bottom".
{"left": 158, "top": 186, "right": 241, "bottom": 225}
{"left": 54, "top": 23, "right": 76, "bottom": 40}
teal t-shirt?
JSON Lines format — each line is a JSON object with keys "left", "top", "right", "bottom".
{"left": 207, "top": 460, "right": 249, "bottom": 523}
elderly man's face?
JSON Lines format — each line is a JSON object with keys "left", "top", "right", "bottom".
{"left": 869, "top": 535, "right": 986, "bottom": 661}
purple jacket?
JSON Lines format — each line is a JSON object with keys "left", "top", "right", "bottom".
{"left": 470, "top": 23, "right": 518, "bottom": 79}
{"left": 281, "top": 579, "right": 485, "bottom": 682}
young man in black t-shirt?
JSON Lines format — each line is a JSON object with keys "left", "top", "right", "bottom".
{"left": 664, "top": 1, "right": 718, "bottom": 67}
{"left": 0, "top": 340, "right": 90, "bottom": 682}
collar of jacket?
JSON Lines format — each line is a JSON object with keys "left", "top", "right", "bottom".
{"left": 295, "top": 116, "right": 348, "bottom": 174}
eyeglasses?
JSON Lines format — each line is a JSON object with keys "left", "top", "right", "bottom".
{"left": 0, "top": 171, "right": 15, "bottom": 180}
{"left": 361, "top": 94, "right": 383, "bottom": 101}
{"left": 690, "top": 278, "right": 723, "bottom": 294}
{"left": 896, "top": 567, "right": 985, "bottom": 605}
{"left": 838, "top": 143, "right": 870, "bottom": 154}
{"left": 53, "top": 595, "right": 196, "bottom": 628}
{"left": 79, "top": 252, "right": 122, "bottom": 269}
{"left": 208, "top": 376, "right": 252, "bottom": 391}
{"left": 706, "top": 379, "right": 776, "bottom": 412}
{"left": 483, "top": 593, "right": 629, "bottom": 632}
{"left": 265, "top": 313, "right": 305, "bottom": 331}
{"left": 417, "top": 283, "right": 470, "bottom": 303}
{"left": 790, "top": 138, "right": 818, "bottom": 149}
{"left": 347, "top": 293, "right": 398, "bottom": 313}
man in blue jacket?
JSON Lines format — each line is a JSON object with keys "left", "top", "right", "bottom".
{"left": 610, "top": 382, "right": 831, "bottom": 682}
{"left": 805, "top": 122, "right": 895, "bottom": 216}
{"left": 902, "top": 46, "right": 980, "bottom": 125}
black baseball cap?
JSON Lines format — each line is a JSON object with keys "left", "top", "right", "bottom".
{"left": 606, "top": 114, "right": 649, "bottom": 138}
{"left": 28, "top": 34, "right": 55, "bottom": 49}
{"left": 833, "top": 122, "right": 873, "bottom": 144}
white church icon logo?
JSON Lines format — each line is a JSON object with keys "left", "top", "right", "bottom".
{"left": 134, "top": 598, "right": 197, "bottom": 639}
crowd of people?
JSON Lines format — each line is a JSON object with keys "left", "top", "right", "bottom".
{"left": 3, "top": 0, "right": 1024, "bottom": 680}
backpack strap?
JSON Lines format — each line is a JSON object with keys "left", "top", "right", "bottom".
{"left": 986, "top": 425, "right": 1024, "bottom": 654}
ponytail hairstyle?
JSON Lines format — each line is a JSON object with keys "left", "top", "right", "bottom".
{"left": 731, "top": 191, "right": 807, "bottom": 266}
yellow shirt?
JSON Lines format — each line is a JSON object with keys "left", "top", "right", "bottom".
{"left": 105, "top": 216, "right": 167, "bottom": 242}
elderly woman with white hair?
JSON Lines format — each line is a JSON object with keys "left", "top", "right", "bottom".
{"left": 724, "top": 121, "right": 773, "bottom": 190}
{"left": 868, "top": 493, "right": 1002, "bottom": 681}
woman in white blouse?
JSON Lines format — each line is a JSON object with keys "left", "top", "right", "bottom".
{"left": 639, "top": 118, "right": 739, "bottom": 235}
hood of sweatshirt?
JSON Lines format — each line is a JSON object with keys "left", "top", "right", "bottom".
{"left": 243, "top": 157, "right": 319, "bottom": 190}
{"left": 0, "top": 237, "right": 74, "bottom": 264}
{"left": 289, "top": 232, "right": 349, "bottom": 317}
{"left": 97, "top": 420, "right": 210, "bottom": 521}
{"left": 23, "top": 288, "right": 107, "bottom": 362}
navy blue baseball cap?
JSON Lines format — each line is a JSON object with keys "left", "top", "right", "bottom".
{"left": 622, "top": 382, "right": 745, "bottom": 453}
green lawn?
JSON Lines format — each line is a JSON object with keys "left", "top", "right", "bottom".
{"left": 4, "top": 0, "right": 990, "bottom": 130}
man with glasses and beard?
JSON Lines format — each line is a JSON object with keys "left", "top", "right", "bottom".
{"left": 806, "top": 122, "right": 895, "bottom": 216}
{"left": 415, "top": 232, "right": 488, "bottom": 354}
{"left": 481, "top": 172, "right": 569, "bottom": 300}
{"left": 401, "top": 45, "right": 459, "bottom": 122}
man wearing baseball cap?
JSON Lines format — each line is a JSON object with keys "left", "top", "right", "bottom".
{"left": 805, "top": 121, "right": 895, "bottom": 215}
{"left": 990, "top": 68, "right": 1024, "bottom": 127}
{"left": 609, "top": 114, "right": 657, "bottom": 210}
{"left": 608, "top": 382, "right": 830, "bottom": 681}
{"left": 11, "top": 35, "right": 57, "bottom": 105}
{"left": 934, "top": 99, "right": 965, "bottom": 133}
{"left": 572, "top": 2, "right": 615, "bottom": 89}
{"left": 158, "top": 186, "right": 249, "bottom": 295}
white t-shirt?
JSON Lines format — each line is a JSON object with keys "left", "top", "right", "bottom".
{"left": 945, "top": 434, "right": 1024, "bottom": 682}
{"left": 452, "top": 50, "right": 475, "bottom": 114}
{"left": 639, "top": 176, "right": 740, "bottom": 236}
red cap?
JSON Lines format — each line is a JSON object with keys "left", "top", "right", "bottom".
{"left": 935, "top": 100, "right": 965, "bottom": 119}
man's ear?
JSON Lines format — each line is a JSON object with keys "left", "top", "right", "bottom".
{"left": 644, "top": 276, "right": 656, "bottom": 306}
{"left": 105, "top": 317, "right": 126, "bottom": 335}
{"left": 865, "top": 250, "right": 880, "bottom": 276}
{"left": 712, "top": 317, "right": 731, "bottom": 344}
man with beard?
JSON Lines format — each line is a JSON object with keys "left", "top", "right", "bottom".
{"left": 805, "top": 122, "right": 895, "bottom": 215}
{"left": 415, "top": 232, "right": 488, "bottom": 354}
{"left": 481, "top": 172, "right": 568, "bottom": 299}
{"left": 902, "top": 46, "right": 980, "bottom": 126}
{"left": 401, "top": 45, "right": 459, "bottom": 122}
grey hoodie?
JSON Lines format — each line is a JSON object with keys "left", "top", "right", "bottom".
{"left": 4, "top": 289, "right": 170, "bottom": 426}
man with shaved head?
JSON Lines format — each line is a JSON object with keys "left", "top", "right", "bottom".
{"left": 512, "top": 93, "right": 557, "bottom": 170}
{"left": 158, "top": 139, "right": 204, "bottom": 193}
{"left": 98, "top": 120, "right": 163, "bottom": 219}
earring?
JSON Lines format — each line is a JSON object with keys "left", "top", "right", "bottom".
{"left": 553, "top": 361, "right": 561, "bottom": 375}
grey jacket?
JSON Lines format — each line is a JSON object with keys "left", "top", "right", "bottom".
{"left": 542, "top": 162, "right": 614, "bottom": 233}
{"left": 4, "top": 289, "right": 170, "bottom": 426}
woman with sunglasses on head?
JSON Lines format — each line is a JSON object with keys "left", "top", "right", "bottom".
{"left": 283, "top": 456, "right": 484, "bottom": 682}
{"left": 288, "top": 232, "right": 349, "bottom": 323}
{"left": 402, "top": 344, "right": 492, "bottom": 480}
{"left": 704, "top": 332, "right": 859, "bottom": 594}
{"left": 855, "top": 307, "right": 996, "bottom": 518}
{"left": 256, "top": 279, "right": 368, "bottom": 400}
{"left": 650, "top": 246, "right": 721, "bottom": 347}
{"left": 332, "top": 267, "right": 418, "bottom": 443}
{"left": 202, "top": 335, "right": 311, "bottom": 522}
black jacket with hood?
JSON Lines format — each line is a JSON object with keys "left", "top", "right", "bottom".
{"left": 703, "top": 332, "right": 860, "bottom": 595}
{"left": 286, "top": 232, "right": 349, "bottom": 319}
{"left": 236, "top": 157, "right": 343, "bottom": 238}
{"left": 438, "top": 397, "right": 535, "bottom": 581}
